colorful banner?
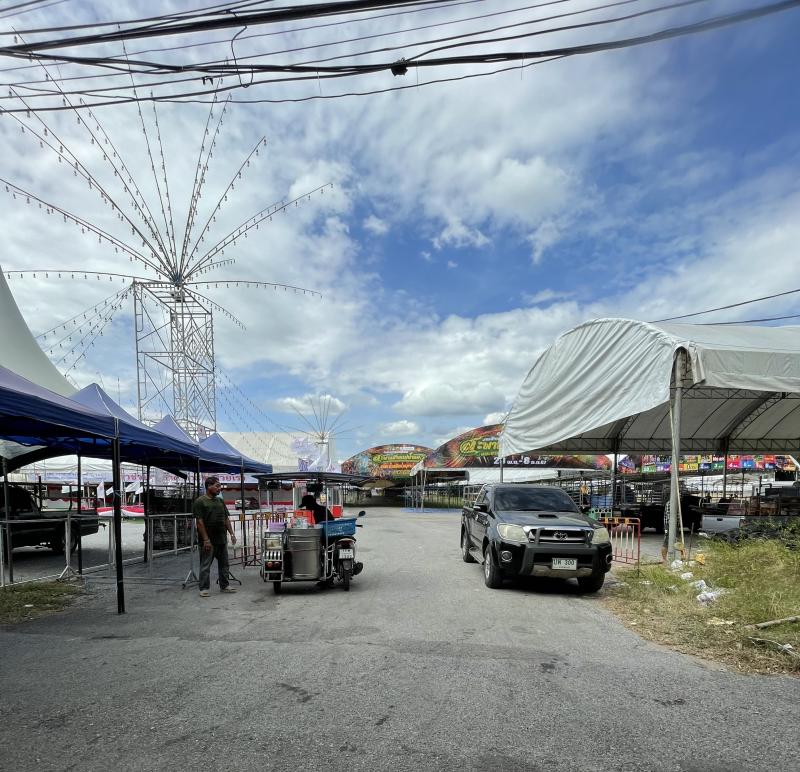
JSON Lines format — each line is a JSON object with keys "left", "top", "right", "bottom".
{"left": 420, "top": 425, "right": 610, "bottom": 470}
{"left": 342, "top": 444, "right": 433, "bottom": 479}
{"left": 639, "top": 454, "right": 796, "bottom": 474}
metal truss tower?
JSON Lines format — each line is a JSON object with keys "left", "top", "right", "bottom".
{"left": 134, "top": 282, "right": 216, "bottom": 439}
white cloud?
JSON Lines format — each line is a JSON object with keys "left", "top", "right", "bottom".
{"left": 446, "top": 260, "right": 458, "bottom": 269}
{"left": 432, "top": 217, "right": 490, "bottom": 250}
{"left": 483, "top": 411, "right": 508, "bottom": 426}
{"left": 380, "top": 419, "right": 420, "bottom": 436}
{"left": 363, "top": 215, "right": 389, "bottom": 236}
{"left": 274, "top": 394, "right": 347, "bottom": 415}
{"left": 523, "top": 289, "right": 573, "bottom": 306}
{"left": 528, "top": 220, "right": 562, "bottom": 264}
{"left": 420, "top": 251, "right": 432, "bottom": 262}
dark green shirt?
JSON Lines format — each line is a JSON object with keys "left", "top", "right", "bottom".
{"left": 192, "top": 495, "right": 229, "bottom": 545}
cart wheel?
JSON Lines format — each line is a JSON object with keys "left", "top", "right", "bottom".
{"left": 273, "top": 581, "right": 282, "bottom": 594}
{"left": 342, "top": 569, "right": 350, "bottom": 591}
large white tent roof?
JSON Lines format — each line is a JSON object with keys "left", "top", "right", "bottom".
{"left": 501, "top": 318, "right": 800, "bottom": 457}
{"left": 0, "top": 268, "right": 75, "bottom": 397}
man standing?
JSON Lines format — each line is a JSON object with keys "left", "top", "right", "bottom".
{"left": 193, "top": 476, "right": 237, "bottom": 597}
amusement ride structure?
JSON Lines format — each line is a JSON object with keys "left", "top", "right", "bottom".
{"left": 1, "top": 72, "right": 328, "bottom": 441}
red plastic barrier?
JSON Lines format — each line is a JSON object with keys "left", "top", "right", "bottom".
{"left": 600, "top": 517, "right": 641, "bottom": 565}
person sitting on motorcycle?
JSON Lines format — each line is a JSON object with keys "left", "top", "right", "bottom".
{"left": 300, "top": 493, "right": 333, "bottom": 525}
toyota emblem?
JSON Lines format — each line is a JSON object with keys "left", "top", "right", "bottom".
{"left": 554, "top": 531, "right": 568, "bottom": 540}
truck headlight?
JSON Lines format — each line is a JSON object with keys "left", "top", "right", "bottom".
{"left": 592, "top": 526, "right": 610, "bottom": 544}
{"left": 497, "top": 523, "right": 527, "bottom": 543}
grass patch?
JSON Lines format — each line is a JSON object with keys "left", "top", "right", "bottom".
{"left": 0, "top": 581, "right": 82, "bottom": 624}
{"left": 605, "top": 540, "right": 800, "bottom": 675}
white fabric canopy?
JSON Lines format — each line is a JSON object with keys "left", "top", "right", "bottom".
{"left": 501, "top": 319, "right": 800, "bottom": 457}
{"left": 0, "top": 268, "right": 75, "bottom": 397}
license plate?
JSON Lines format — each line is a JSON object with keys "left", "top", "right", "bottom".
{"left": 552, "top": 557, "right": 577, "bottom": 570}
{"left": 338, "top": 549, "right": 354, "bottom": 560}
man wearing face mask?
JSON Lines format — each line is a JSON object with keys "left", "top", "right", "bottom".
{"left": 193, "top": 476, "right": 238, "bottom": 597}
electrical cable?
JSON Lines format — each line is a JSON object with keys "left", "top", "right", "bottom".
{"left": 0, "top": 0, "right": 555, "bottom": 89}
{"left": 0, "top": 0, "right": 465, "bottom": 50}
{"left": 0, "top": 0, "right": 795, "bottom": 111}
{"left": 699, "top": 313, "right": 800, "bottom": 326}
{"left": 651, "top": 287, "right": 800, "bottom": 323}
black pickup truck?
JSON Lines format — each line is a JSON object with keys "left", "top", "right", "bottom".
{"left": 461, "top": 484, "right": 613, "bottom": 593}
{"left": 0, "top": 485, "right": 100, "bottom": 554}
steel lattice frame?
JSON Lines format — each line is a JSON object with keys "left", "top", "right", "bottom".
{"left": 134, "top": 282, "right": 216, "bottom": 438}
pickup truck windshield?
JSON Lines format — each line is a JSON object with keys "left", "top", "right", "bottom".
{"left": 494, "top": 488, "right": 579, "bottom": 513}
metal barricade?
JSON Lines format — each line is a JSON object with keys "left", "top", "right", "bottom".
{"left": 600, "top": 516, "right": 641, "bottom": 565}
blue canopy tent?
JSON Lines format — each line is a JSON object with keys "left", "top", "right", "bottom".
{"left": 0, "top": 367, "right": 130, "bottom": 612}
{"left": 5, "top": 384, "right": 204, "bottom": 474}
{"left": 199, "top": 432, "right": 273, "bottom": 475}
{"left": 0, "top": 366, "right": 115, "bottom": 457}
{"left": 152, "top": 416, "right": 268, "bottom": 474}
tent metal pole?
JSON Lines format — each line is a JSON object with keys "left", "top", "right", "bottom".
{"left": 112, "top": 432, "right": 126, "bottom": 614}
{"left": 499, "top": 457, "right": 504, "bottom": 483}
{"left": 1, "top": 458, "right": 8, "bottom": 588}
{"left": 240, "top": 464, "right": 246, "bottom": 555}
{"left": 143, "top": 464, "right": 151, "bottom": 565}
{"left": 76, "top": 453, "right": 83, "bottom": 575}
{"left": 667, "top": 350, "right": 686, "bottom": 561}
{"left": 610, "top": 450, "right": 618, "bottom": 514}
{"left": 722, "top": 449, "right": 729, "bottom": 497}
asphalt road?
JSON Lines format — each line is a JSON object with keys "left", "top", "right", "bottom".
{"left": 0, "top": 508, "right": 797, "bottom": 772}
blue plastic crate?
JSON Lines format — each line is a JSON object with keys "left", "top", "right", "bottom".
{"left": 319, "top": 517, "right": 357, "bottom": 537}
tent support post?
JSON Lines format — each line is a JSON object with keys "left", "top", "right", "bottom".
{"left": 722, "top": 448, "right": 729, "bottom": 497}
{"left": 143, "top": 464, "right": 151, "bottom": 564}
{"left": 667, "top": 350, "right": 686, "bottom": 562}
{"left": 112, "top": 433, "right": 126, "bottom": 614}
{"left": 610, "top": 448, "right": 618, "bottom": 514}
{"left": 499, "top": 457, "right": 504, "bottom": 483}
{"left": 240, "top": 464, "right": 247, "bottom": 555}
{"left": 1, "top": 458, "right": 8, "bottom": 588}
{"left": 76, "top": 453, "right": 83, "bottom": 575}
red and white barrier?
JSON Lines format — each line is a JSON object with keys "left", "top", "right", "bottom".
{"left": 600, "top": 516, "right": 641, "bottom": 565}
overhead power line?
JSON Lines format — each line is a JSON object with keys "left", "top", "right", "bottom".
{"left": 0, "top": 0, "right": 797, "bottom": 112}
{"left": 651, "top": 287, "right": 800, "bottom": 323}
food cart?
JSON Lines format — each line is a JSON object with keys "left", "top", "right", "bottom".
{"left": 256, "top": 471, "right": 367, "bottom": 593}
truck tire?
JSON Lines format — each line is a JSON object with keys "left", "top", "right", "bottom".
{"left": 483, "top": 543, "right": 503, "bottom": 589}
{"left": 461, "top": 528, "right": 476, "bottom": 563}
{"left": 49, "top": 529, "right": 79, "bottom": 554}
{"left": 578, "top": 572, "right": 605, "bottom": 594}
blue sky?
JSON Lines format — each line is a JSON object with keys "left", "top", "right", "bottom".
{"left": 1, "top": 0, "right": 799, "bottom": 463}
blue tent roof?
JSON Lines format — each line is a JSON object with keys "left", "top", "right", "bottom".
{"left": 71, "top": 384, "right": 202, "bottom": 464}
{"left": 0, "top": 365, "right": 115, "bottom": 456}
{"left": 152, "top": 416, "right": 253, "bottom": 473}
{"left": 200, "top": 432, "right": 273, "bottom": 475}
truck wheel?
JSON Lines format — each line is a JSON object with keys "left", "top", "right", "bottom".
{"left": 578, "top": 572, "right": 605, "bottom": 594}
{"left": 483, "top": 544, "right": 503, "bottom": 589}
{"left": 49, "top": 530, "right": 78, "bottom": 554}
{"left": 461, "top": 528, "right": 476, "bottom": 563}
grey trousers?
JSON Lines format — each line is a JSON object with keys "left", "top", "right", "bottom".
{"left": 199, "top": 542, "right": 230, "bottom": 591}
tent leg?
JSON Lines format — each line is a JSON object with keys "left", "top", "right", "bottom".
{"left": 112, "top": 436, "right": 126, "bottom": 614}
{"left": 76, "top": 453, "right": 83, "bottom": 575}
{"left": 610, "top": 451, "right": 618, "bottom": 514}
{"left": 1, "top": 458, "right": 8, "bottom": 588}
{"left": 722, "top": 451, "right": 729, "bottom": 497}
{"left": 499, "top": 458, "right": 504, "bottom": 483}
{"left": 667, "top": 350, "right": 686, "bottom": 562}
